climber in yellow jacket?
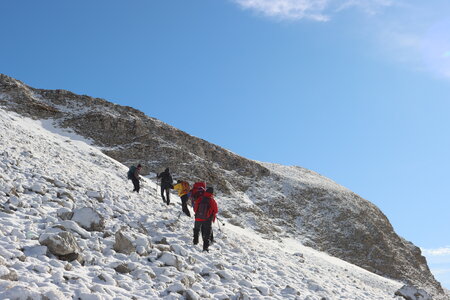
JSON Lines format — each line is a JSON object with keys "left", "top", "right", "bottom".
{"left": 173, "top": 180, "right": 191, "bottom": 217}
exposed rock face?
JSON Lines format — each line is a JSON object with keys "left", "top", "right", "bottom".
{"left": 0, "top": 74, "right": 268, "bottom": 194}
{"left": 0, "top": 73, "right": 444, "bottom": 298}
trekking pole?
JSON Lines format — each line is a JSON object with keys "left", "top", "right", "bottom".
{"left": 216, "top": 216, "right": 224, "bottom": 233}
{"left": 217, "top": 219, "right": 221, "bottom": 232}
{"left": 216, "top": 216, "right": 225, "bottom": 226}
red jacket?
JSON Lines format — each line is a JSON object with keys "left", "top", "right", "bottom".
{"left": 193, "top": 192, "right": 218, "bottom": 222}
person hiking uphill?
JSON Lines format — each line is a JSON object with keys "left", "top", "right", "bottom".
{"left": 193, "top": 187, "right": 218, "bottom": 252}
{"left": 157, "top": 168, "right": 173, "bottom": 205}
{"left": 127, "top": 164, "right": 142, "bottom": 193}
{"left": 173, "top": 180, "right": 191, "bottom": 217}
{"left": 189, "top": 182, "right": 206, "bottom": 207}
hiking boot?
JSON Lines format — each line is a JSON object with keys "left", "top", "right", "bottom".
{"left": 202, "top": 248, "right": 209, "bottom": 252}
{"left": 193, "top": 238, "right": 198, "bottom": 245}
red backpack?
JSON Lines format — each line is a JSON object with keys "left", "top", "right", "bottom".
{"left": 195, "top": 195, "right": 212, "bottom": 220}
{"left": 191, "top": 182, "right": 206, "bottom": 198}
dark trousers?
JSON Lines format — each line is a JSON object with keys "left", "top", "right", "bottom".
{"left": 193, "top": 220, "right": 212, "bottom": 251}
{"left": 161, "top": 186, "right": 170, "bottom": 204}
{"left": 131, "top": 178, "right": 140, "bottom": 193}
{"left": 181, "top": 194, "right": 191, "bottom": 217}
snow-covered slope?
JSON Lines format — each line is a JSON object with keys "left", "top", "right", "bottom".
{"left": 0, "top": 74, "right": 445, "bottom": 297}
{"left": 0, "top": 107, "right": 414, "bottom": 299}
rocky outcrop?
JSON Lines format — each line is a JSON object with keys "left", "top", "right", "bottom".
{"left": 0, "top": 73, "right": 445, "bottom": 298}
{"left": 0, "top": 74, "right": 268, "bottom": 193}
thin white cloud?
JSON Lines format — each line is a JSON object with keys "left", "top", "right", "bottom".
{"left": 422, "top": 247, "right": 450, "bottom": 256}
{"left": 422, "top": 247, "right": 450, "bottom": 265}
{"left": 372, "top": 2, "right": 450, "bottom": 80}
{"left": 432, "top": 268, "right": 450, "bottom": 275}
{"left": 232, "top": 0, "right": 394, "bottom": 21}
{"left": 232, "top": 0, "right": 450, "bottom": 80}
{"left": 422, "top": 247, "right": 450, "bottom": 289}
{"left": 232, "top": 0, "right": 330, "bottom": 21}
{"left": 336, "top": 0, "right": 393, "bottom": 15}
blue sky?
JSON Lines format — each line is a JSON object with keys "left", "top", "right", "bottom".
{"left": 1, "top": 0, "right": 450, "bottom": 288}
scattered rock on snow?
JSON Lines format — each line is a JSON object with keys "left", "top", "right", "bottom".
{"left": 395, "top": 285, "right": 432, "bottom": 300}
{"left": 114, "top": 263, "right": 132, "bottom": 274}
{"left": 158, "top": 252, "right": 184, "bottom": 270}
{"left": 8, "top": 187, "right": 19, "bottom": 197}
{"left": 39, "top": 231, "right": 83, "bottom": 263}
{"left": 57, "top": 207, "right": 74, "bottom": 220}
{"left": 113, "top": 230, "right": 136, "bottom": 254}
{"left": 154, "top": 236, "right": 169, "bottom": 244}
{"left": 217, "top": 270, "right": 233, "bottom": 280}
{"left": 170, "top": 244, "right": 188, "bottom": 256}
{"left": 255, "top": 285, "right": 270, "bottom": 296}
{"left": 0, "top": 283, "right": 66, "bottom": 299}
{"left": 54, "top": 180, "right": 67, "bottom": 188}
{"left": 71, "top": 207, "right": 105, "bottom": 232}
{"left": 235, "top": 290, "right": 251, "bottom": 300}
{"left": 155, "top": 244, "right": 171, "bottom": 252}
{"left": 98, "top": 273, "right": 116, "bottom": 285}
{"left": 8, "top": 196, "right": 21, "bottom": 207}
{"left": 31, "top": 183, "right": 46, "bottom": 195}
{"left": 86, "top": 190, "right": 103, "bottom": 202}
{"left": 56, "top": 190, "right": 74, "bottom": 201}
{"left": 185, "top": 289, "right": 200, "bottom": 300}
{"left": 167, "top": 282, "right": 185, "bottom": 294}
{"left": 281, "top": 285, "right": 298, "bottom": 295}
{"left": 0, "top": 266, "right": 18, "bottom": 281}
{"left": 158, "top": 252, "right": 177, "bottom": 266}
{"left": 238, "top": 279, "right": 253, "bottom": 288}
{"left": 53, "top": 220, "right": 91, "bottom": 239}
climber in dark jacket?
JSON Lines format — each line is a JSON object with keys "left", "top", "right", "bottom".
{"left": 157, "top": 168, "right": 173, "bottom": 205}
{"left": 129, "top": 164, "right": 142, "bottom": 193}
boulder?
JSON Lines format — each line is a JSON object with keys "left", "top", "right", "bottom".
{"left": 39, "top": 231, "right": 83, "bottom": 263}
{"left": 57, "top": 207, "right": 74, "bottom": 220}
{"left": 167, "top": 282, "right": 185, "bottom": 294}
{"left": 86, "top": 191, "right": 103, "bottom": 202}
{"left": 113, "top": 230, "right": 135, "bottom": 254}
{"left": 395, "top": 285, "right": 432, "bottom": 300}
{"left": 0, "top": 266, "right": 18, "bottom": 281}
{"left": 31, "top": 183, "right": 46, "bottom": 195}
{"left": 53, "top": 220, "right": 91, "bottom": 239}
{"left": 114, "top": 263, "right": 131, "bottom": 274}
{"left": 71, "top": 207, "right": 105, "bottom": 232}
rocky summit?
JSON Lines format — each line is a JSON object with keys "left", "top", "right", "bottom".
{"left": 0, "top": 73, "right": 445, "bottom": 298}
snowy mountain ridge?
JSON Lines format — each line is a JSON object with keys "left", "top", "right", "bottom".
{"left": 0, "top": 74, "right": 446, "bottom": 299}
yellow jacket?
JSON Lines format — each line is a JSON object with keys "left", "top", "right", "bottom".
{"left": 173, "top": 182, "right": 190, "bottom": 197}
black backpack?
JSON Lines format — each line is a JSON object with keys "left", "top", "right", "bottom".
{"left": 127, "top": 166, "right": 136, "bottom": 180}
{"left": 195, "top": 196, "right": 212, "bottom": 220}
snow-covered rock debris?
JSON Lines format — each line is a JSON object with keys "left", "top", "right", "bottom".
{"left": 0, "top": 107, "right": 440, "bottom": 299}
